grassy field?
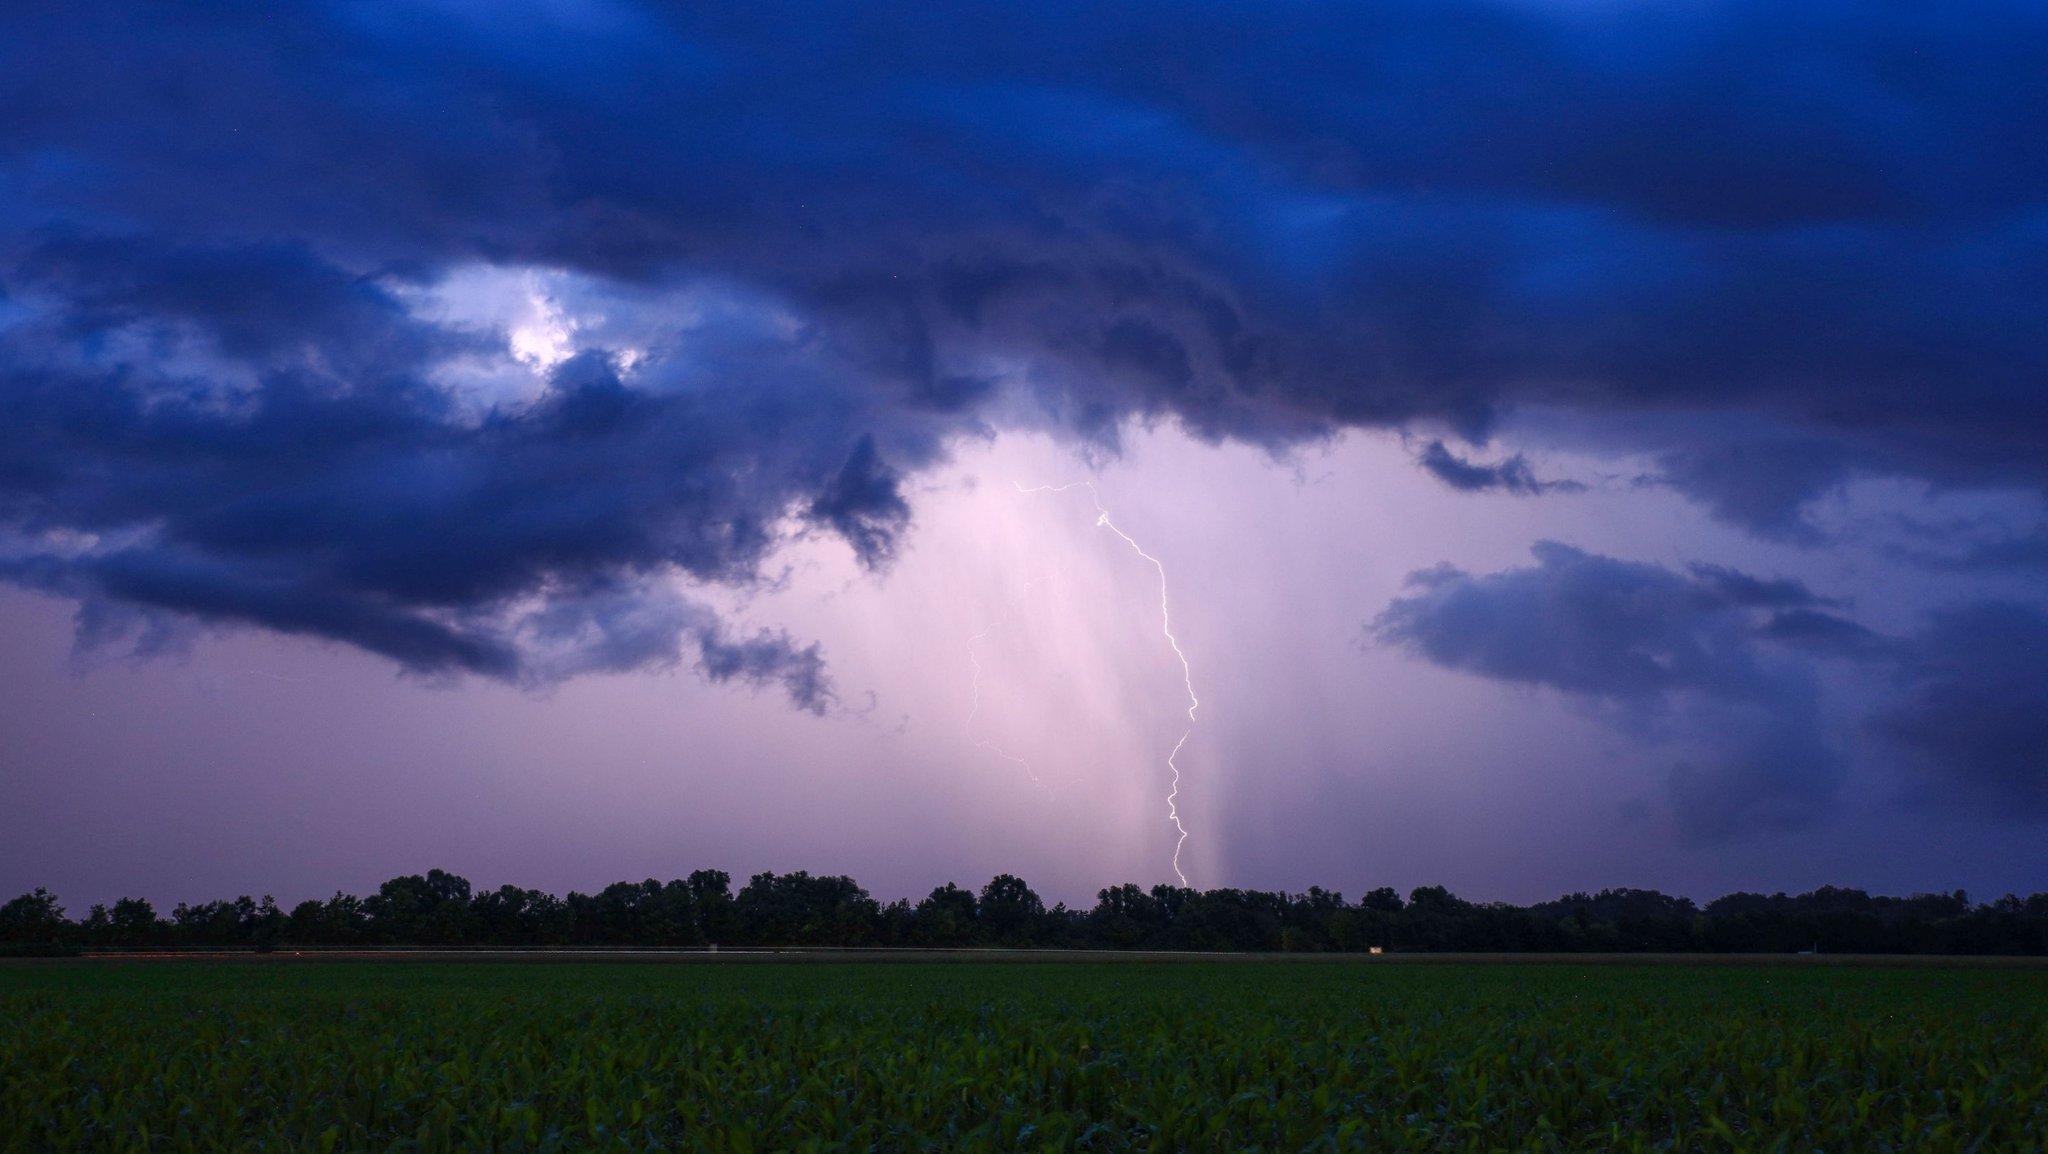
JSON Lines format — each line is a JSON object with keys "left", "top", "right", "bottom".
{"left": 3, "top": 960, "right": 2044, "bottom": 1152}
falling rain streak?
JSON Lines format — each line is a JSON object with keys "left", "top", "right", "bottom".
{"left": 965, "top": 582, "right": 1044, "bottom": 788}
{"left": 1013, "top": 481, "right": 1200, "bottom": 886}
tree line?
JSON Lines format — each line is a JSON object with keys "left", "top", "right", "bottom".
{"left": 3, "top": 871, "right": 2045, "bottom": 955}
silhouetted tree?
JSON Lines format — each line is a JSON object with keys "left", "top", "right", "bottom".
{"left": 108, "top": 897, "right": 162, "bottom": 949}
{"left": 733, "top": 871, "right": 878, "bottom": 946}
{"left": 1360, "top": 887, "right": 1405, "bottom": 912}
{"left": 1086, "top": 883, "right": 1163, "bottom": 948}
{"left": 912, "top": 883, "right": 978, "bottom": 947}
{"left": 0, "top": 887, "right": 65, "bottom": 943}
{"left": 364, "top": 870, "right": 475, "bottom": 945}
{"left": 12, "top": 873, "right": 2048, "bottom": 955}
{"left": 978, "top": 875, "right": 1045, "bottom": 946}
{"left": 470, "top": 885, "right": 568, "bottom": 947}
{"left": 687, "top": 869, "right": 735, "bottom": 944}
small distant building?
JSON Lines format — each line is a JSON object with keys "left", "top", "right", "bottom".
{"left": 1368, "top": 946, "right": 1384, "bottom": 955}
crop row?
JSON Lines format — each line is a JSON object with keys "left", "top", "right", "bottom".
{"left": 3, "top": 962, "right": 2044, "bottom": 1151}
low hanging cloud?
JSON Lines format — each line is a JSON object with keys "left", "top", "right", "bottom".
{"left": 1654, "top": 438, "right": 1859, "bottom": 543}
{"left": 1369, "top": 543, "right": 1870, "bottom": 843}
{"left": 1416, "top": 441, "right": 1583, "bottom": 497}
{"left": 1371, "top": 542, "right": 2048, "bottom": 836}
{"left": 517, "top": 583, "right": 832, "bottom": 713}
{"left": 1875, "top": 602, "right": 2048, "bottom": 819}
{"left": 1370, "top": 543, "right": 1853, "bottom": 699}
{"left": 5, "top": 0, "right": 2048, "bottom": 693}
{"left": 1893, "top": 524, "right": 2048, "bottom": 573}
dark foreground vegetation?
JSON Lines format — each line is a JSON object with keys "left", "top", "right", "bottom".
{"left": 4, "top": 961, "right": 2045, "bottom": 1151}
{"left": 6, "top": 870, "right": 2048, "bottom": 955}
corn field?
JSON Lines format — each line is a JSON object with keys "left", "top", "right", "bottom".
{"left": 3, "top": 960, "right": 2044, "bottom": 1152}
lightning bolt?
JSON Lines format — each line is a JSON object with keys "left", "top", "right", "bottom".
{"left": 965, "top": 583, "right": 1045, "bottom": 788}
{"left": 1016, "top": 480, "right": 1198, "bottom": 886}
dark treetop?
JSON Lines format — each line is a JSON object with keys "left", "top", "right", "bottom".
{"left": 5, "top": 869, "right": 2045, "bottom": 956}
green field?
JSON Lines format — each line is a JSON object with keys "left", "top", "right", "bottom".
{"left": 4, "top": 960, "right": 2045, "bottom": 1152}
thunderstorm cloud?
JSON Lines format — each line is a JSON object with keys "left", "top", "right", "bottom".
{"left": 1372, "top": 543, "right": 2048, "bottom": 839}
{"left": 1370, "top": 543, "right": 1853, "bottom": 842}
{"left": 4, "top": 0, "right": 2048, "bottom": 770}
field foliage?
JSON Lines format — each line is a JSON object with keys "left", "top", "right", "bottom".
{"left": 3, "top": 961, "right": 2045, "bottom": 1152}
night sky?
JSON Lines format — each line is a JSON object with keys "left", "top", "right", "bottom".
{"left": 3, "top": 1, "right": 2044, "bottom": 910}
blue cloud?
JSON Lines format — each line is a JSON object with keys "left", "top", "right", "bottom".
{"left": 1876, "top": 602, "right": 2048, "bottom": 818}
{"left": 1417, "top": 441, "right": 1583, "bottom": 496}
{"left": 1372, "top": 540, "right": 2048, "bottom": 836}
{"left": 5, "top": 0, "right": 2048, "bottom": 692}
{"left": 1370, "top": 542, "right": 1860, "bottom": 841}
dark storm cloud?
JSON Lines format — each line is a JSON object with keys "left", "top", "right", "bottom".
{"left": 1682, "top": 563, "right": 1832, "bottom": 610}
{"left": 4, "top": 0, "right": 2048, "bottom": 688}
{"left": 1370, "top": 543, "right": 1858, "bottom": 841}
{"left": 0, "top": 240, "right": 947, "bottom": 702}
{"left": 808, "top": 437, "right": 913, "bottom": 572}
{"left": 1371, "top": 542, "right": 1845, "bottom": 702}
{"left": 1372, "top": 542, "right": 2048, "bottom": 833}
{"left": 1875, "top": 603, "right": 2048, "bottom": 818}
{"left": 1416, "top": 441, "right": 1582, "bottom": 497}
{"left": 1949, "top": 531, "right": 2048, "bottom": 571}
{"left": 1893, "top": 523, "right": 2048, "bottom": 573}
{"left": 1655, "top": 438, "right": 1858, "bottom": 543}
{"left": 1753, "top": 609, "right": 1886, "bottom": 659}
